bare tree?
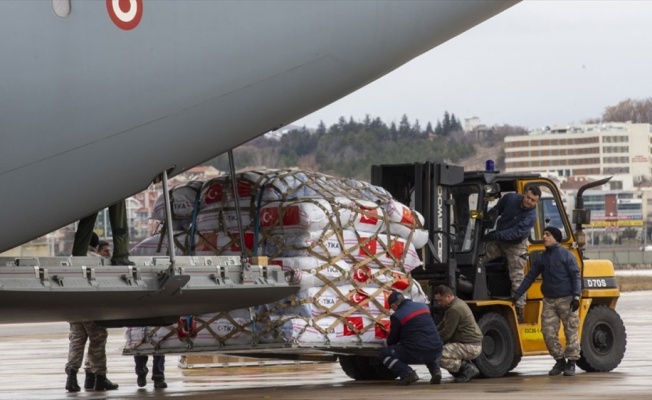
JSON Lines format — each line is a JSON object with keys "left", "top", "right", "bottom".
{"left": 602, "top": 97, "right": 652, "bottom": 123}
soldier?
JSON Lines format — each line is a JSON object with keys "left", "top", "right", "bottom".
{"left": 433, "top": 285, "right": 483, "bottom": 383}
{"left": 71, "top": 199, "right": 134, "bottom": 266}
{"left": 65, "top": 228, "right": 121, "bottom": 392}
{"left": 65, "top": 321, "right": 118, "bottom": 391}
{"left": 481, "top": 186, "right": 541, "bottom": 322}
{"left": 513, "top": 226, "right": 581, "bottom": 377}
{"left": 379, "top": 291, "right": 443, "bottom": 385}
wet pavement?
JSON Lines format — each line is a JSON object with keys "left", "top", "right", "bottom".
{"left": 0, "top": 291, "right": 649, "bottom": 400}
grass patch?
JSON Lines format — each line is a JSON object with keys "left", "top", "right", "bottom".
{"left": 617, "top": 276, "right": 652, "bottom": 292}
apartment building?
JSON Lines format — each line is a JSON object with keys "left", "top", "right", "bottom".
{"left": 504, "top": 122, "right": 652, "bottom": 243}
{"left": 504, "top": 122, "right": 652, "bottom": 182}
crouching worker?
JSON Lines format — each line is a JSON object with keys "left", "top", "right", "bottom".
{"left": 433, "top": 285, "right": 483, "bottom": 383}
{"left": 379, "top": 291, "right": 443, "bottom": 385}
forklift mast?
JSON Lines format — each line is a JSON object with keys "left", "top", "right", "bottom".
{"left": 371, "top": 162, "right": 465, "bottom": 296}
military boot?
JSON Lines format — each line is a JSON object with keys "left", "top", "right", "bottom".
{"left": 94, "top": 374, "right": 119, "bottom": 391}
{"left": 65, "top": 373, "right": 80, "bottom": 392}
{"left": 111, "top": 257, "right": 135, "bottom": 266}
{"left": 428, "top": 367, "right": 442, "bottom": 384}
{"left": 563, "top": 360, "right": 576, "bottom": 376}
{"left": 549, "top": 358, "right": 566, "bottom": 376}
{"left": 454, "top": 361, "right": 480, "bottom": 383}
{"left": 84, "top": 371, "right": 96, "bottom": 390}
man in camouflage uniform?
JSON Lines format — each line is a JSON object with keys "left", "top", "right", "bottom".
{"left": 480, "top": 186, "right": 541, "bottom": 322}
{"left": 513, "top": 226, "right": 581, "bottom": 377}
{"left": 65, "top": 321, "right": 118, "bottom": 391}
{"left": 65, "top": 232, "right": 120, "bottom": 392}
{"left": 433, "top": 285, "right": 483, "bottom": 383}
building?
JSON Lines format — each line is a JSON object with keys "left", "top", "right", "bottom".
{"left": 2, "top": 165, "right": 223, "bottom": 257}
{"left": 504, "top": 122, "right": 652, "bottom": 186}
{"left": 504, "top": 122, "right": 652, "bottom": 245}
{"left": 562, "top": 189, "right": 652, "bottom": 246}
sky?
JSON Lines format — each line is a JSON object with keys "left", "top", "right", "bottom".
{"left": 292, "top": 0, "right": 652, "bottom": 131}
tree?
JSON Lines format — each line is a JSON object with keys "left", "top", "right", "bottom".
{"left": 435, "top": 121, "right": 444, "bottom": 136}
{"left": 602, "top": 97, "right": 652, "bottom": 123}
{"left": 316, "top": 121, "right": 327, "bottom": 135}
{"left": 363, "top": 114, "right": 372, "bottom": 128}
{"left": 399, "top": 114, "right": 411, "bottom": 136}
{"left": 412, "top": 119, "right": 422, "bottom": 136}
{"left": 442, "top": 111, "right": 451, "bottom": 135}
{"left": 425, "top": 122, "right": 434, "bottom": 136}
{"left": 450, "top": 113, "right": 463, "bottom": 134}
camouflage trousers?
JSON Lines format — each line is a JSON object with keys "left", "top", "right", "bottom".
{"left": 64, "top": 322, "right": 108, "bottom": 375}
{"left": 439, "top": 342, "right": 483, "bottom": 373}
{"left": 542, "top": 296, "right": 580, "bottom": 361}
{"left": 480, "top": 238, "right": 527, "bottom": 308}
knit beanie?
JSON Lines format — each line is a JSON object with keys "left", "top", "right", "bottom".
{"left": 543, "top": 226, "right": 562, "bottom": 243}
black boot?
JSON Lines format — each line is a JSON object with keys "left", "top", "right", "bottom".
{"left": 137, "top": 373, "right": 147, "bottom": 387}
{"left": 153, "top": 379, "right": 168, "bottom": 389}
{"left": 563, "top": 360, "right": 576, "bottom": 376}
{"left": 397, "top": 370, "right": 419, "bottom": 385}
{"left": 94, "top": 374, "right": 119, "bottom": 391}
{"left": 549, "top": 358, "right": 566, "bottom": 376}
{"left": 65, "top": 373, "right": 80, "bottom": 392}
{"left": 111, "top": 257, "right": 135, "bottom": 266}
{"left": 454, "top": 361, "right": 480, "bottom": 383}
{"left": 84, "top": 371, "right": 96, "bottom": 390}
{"left": 428, "top": 367, "right": 441, "bottom": 384}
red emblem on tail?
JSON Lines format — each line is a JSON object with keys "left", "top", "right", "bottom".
{"left": 106, "top": 0, "right": 143, "bottom": 31}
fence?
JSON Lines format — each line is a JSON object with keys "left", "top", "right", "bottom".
{"left": 584, "top": 248, "right": 652, "bottom": 267}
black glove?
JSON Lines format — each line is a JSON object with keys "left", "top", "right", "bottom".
{"left": 483, "top": 208, "right": 499, "bottom": 229}
{"left": 483, "top": 231, "right": 498, "bottom": 242}
{"left": 509, "top": 296, "right": 518, "bottom": 306}
{"left": 570, "top": 297, "right": 580, "bottom": 312}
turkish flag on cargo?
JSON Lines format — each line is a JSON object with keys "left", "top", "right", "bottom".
{"left": 343, "top": 316, "right": 363, "bottom": 336}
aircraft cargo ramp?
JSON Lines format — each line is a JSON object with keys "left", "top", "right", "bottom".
{"left": 0, "top": 255, "right": 297, "bottom": 324}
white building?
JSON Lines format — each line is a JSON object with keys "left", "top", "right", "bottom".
{"left": 504, "top": 122, "right": 652, "bottom": 183}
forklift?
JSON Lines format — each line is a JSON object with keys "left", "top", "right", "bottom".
{"left": 370, "top": 162, "right": 626, "bottom": 377}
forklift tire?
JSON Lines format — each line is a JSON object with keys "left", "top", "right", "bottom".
{"left": 338, "top": 355, "right": 398, "bottom": 381}
{"left": 577, "top": 305, "right": 627, "bottom": 372}
{"left": 475, "top": 312, "right": 515, "bottom": 378}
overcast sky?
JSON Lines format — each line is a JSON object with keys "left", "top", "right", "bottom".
{"left": 292, "top": 0, "right": 652, "bottom": 131}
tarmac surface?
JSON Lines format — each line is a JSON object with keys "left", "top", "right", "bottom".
{"left": 0, "top": 291, "right": 649, "bottom": 400}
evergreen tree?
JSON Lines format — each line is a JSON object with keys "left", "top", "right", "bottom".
{"left": 364, "top": 114, "right": 372, "bottom": 128}
{"left": 412, "top": 119, "right": 422, "bottom": 136}
{"left": 316, "top": 121, "right": 327, "bottom": 135}
{"left": 425, "top": 122, "right": 434, "bottom": 136}
{"left": 399, "top": 114, "right": 411, "bottom": 136}
{"left": 443, "top": 111, "right": 451, "bottom": 136}
{"left": 450, "top": 113, "right": 463, "bottom": 133}
{"left": 390, "top": 122, "right": 398, "bottom": 141}
{"left": 435, "top": 121, "right": 444, "bottom": 136}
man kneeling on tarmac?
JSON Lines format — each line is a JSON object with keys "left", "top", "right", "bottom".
{"left": 433, "top": 285, "right": 483, "bottom": 383}
{"left": 379, "top": 291, "right": 443, "bottom": 385}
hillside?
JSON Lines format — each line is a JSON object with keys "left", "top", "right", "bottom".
{"left": 457, "top": 141, "right": 503, "bottom": 171}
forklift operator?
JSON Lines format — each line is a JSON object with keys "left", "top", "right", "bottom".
{"left": 480, "top": 186, "right": 541, "bottom": 322}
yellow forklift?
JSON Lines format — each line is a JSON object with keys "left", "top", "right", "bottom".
{"left": 370, "top": 162, "right": 626, "bottom": 377}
